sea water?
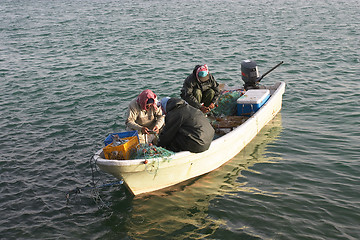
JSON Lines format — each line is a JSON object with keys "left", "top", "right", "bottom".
{"left": 1, "top": 0, "right": 359, "bottom": 239}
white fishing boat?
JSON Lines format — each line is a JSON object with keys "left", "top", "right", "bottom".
{"left": 94, "top": 79, "right": 286, "bottom": 196}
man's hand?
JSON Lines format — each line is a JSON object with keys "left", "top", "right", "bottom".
{"left": 141, "top": 127, "right": 150, "bottom": 134}
{"left": 208, "top": 103, "right": 216, "bottom": 109}
{"left": 200, "top": 105, "right": 210, "bottom": 113}
{"left": 152, "top": 126, "right": 160, "bottom": 134}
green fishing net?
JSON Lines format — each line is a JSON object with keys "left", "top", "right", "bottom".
{"left": 212, "top": 90, "right": 245, "bottom": 116}
{"left": 131, "top": 144, "right": 174, "bottom": 160}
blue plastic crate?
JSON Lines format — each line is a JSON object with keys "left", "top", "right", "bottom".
{"left": 104, "top": 130, "right": 139, "bottom": 146}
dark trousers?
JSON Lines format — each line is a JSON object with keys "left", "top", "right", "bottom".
{"left": 193, "top": 88, "right": 215, "bottom": 107}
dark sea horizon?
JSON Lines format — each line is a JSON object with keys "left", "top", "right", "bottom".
{"left": 1, "top": 0, "right": 359, "bottom": 239}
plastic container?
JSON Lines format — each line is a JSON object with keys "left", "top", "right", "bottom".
{"left": 103, "top": 136, "right": 139, "bottom": 160}
{"left": 104, "top": 130, "right": 139, "bottom": 146}
{"left": 236, "top": 89, "right": 270, "bottom": 116}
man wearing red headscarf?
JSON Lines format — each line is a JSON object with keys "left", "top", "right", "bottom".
{"left": 125, "top": 89, "right": 164, "bottom": 143}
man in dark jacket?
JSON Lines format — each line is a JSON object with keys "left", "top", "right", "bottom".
{"left": 157, "top": 97, "right": 215, "bottom": 153}
{"left": 180, "top": 64, "right": 220, "bottom": 113}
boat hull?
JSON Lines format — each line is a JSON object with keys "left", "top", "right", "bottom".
{"left": 94, "top": 82, "right": 286, "bottom": 195}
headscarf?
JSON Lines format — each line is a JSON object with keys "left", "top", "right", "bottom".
{"left": 196, "top": 64, "right": 210, "bottom": 82}
{"left": 159, "top": 97, "right": 170, "bottom": 114}
{"left": 137, "top": 89, "right": 158, "bottom": 111}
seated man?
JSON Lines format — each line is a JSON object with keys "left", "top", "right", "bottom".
{"left": 157, "top": 97, "right": 215, "bottom": 153}
{"left": 180, "top": 64, "right": 220, "bottom": 113}
{"left": 125, "top": 89, "right": 164, "bottom": 144}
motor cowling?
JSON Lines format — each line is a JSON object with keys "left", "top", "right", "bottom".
{"left": 241, "top": 60, "right": 260, "bottom": 89}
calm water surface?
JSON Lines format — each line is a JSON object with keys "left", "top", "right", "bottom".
{"left": 1, "top": 0, "right": 359, "bottom": 239}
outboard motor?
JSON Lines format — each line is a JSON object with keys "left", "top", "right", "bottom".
{"left": 241, "top": 60, "right": 260, "bottom": 90}
{"left": 241, "top": 60, "right": 284, "bottom": 90}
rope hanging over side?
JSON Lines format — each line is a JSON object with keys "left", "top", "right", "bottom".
{"left": 65, "top": 155, "right": 124, "bottom": 206}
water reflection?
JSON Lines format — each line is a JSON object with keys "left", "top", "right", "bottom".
{"left": 123, "top": 114, "right": 283, "bottom": 239}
